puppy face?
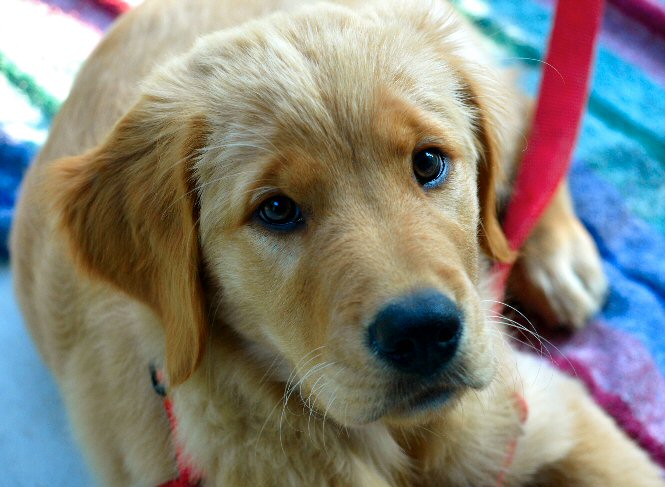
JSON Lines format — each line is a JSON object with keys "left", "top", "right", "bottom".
{"left": 51, "top": 2, "right": 512, "bottom": 426}
{"left": 194, "top": 5, "right": 511, "bottom": 425}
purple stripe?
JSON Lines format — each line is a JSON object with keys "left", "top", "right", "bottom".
{"left": 608, "top": 0, "right": 665, "bottom": 38}
{"left": 40, "top": 0, "right": 116, "bottom": 31}
{"left": 535, "top": 0, "right": 665, "bottom": 87}
{"left": 601, "top": 3, "right": 665, "bottom": 85}
{"left": 513, "top": 319, "right": 665, "bottom": 466}
{"left": 560, "top": 322, "right": 665, "bottom": 437}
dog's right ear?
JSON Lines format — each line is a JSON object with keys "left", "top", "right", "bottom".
{"left": 45, "top": 97, "right": 209, "bottom": 386}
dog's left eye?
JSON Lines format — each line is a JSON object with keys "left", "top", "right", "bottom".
{"left": 256, "top": 195, "right": 304, "bottom": 231}
{"left": 413, "top": 148, "right": 449, "bottom": 189}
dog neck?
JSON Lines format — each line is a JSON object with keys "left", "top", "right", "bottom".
{"left": 164, "top": 328, "right": 525, "bottom": 486}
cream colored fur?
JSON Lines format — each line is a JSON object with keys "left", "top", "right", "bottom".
{"left": 11, "top": 0, "right": 663, "bottom": 485}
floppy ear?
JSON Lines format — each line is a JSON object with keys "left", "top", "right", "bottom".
{"left": 460, "top": 79, "right": 516, "bottom": 264}
{"left": 395, "top": 0, "right": 516, "bottom": 263}
{"left": 46, "top": 98, "right": 209, "bottom": 385}
{"left": 473, "top": 104, "right": 516, "bottom": 264}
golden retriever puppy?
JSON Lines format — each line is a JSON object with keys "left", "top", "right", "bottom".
{"left": 11, "top": 0, "right": 663, "bottom": 485}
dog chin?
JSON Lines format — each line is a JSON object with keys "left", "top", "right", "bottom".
{"left": 380, "top": 385, "right": 465, "bottom": 425}
{"left": 376, "top": 369, "right": 496, "bottom": 426}
{"left": 336, "top": 383, "right": 466, "bottom": 428}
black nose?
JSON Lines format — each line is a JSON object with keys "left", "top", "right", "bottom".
{"left": 367, "top": 289, "right": 463, "bottom": 377}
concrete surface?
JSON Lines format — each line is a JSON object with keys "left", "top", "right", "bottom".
{"left": 0, "top": 264, "right": 96, "bottom": 486}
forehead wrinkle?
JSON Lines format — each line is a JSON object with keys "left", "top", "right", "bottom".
{"left": 276, "top": 11, "right": 391, "bottom": 157}
{"left": 194, "top": 22, "right": 344, "bottom": 155}
{"left": 240, "top": 143, "right": 339, "bottom": 216}
{"left": 402, "top": 64, "right": 479, "bottom": 161}
{"left": 195, "top": 122, "right": 281, "bottom": 237}
{"left": 195, "top": 4, "right": 481, "bottom": 234}
{"left": 374, "top": 89, "right": 469, "bottom": 162}
{"left": 278, "top": 18, "right": 478, "bottom": 165}
{"left": 243, "top": 155, "right": 288, "bottom": 211}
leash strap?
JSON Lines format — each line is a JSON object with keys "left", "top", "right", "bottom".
{"left": 495, "top": 0, "right": 605, "bottom": 288}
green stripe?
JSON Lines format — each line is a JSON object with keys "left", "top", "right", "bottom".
{"left": 1, "top": 4, "right": 663, "bottom": 163}
{"left": 587, "top": 96, "right": 665, "bottom": 162}
{"left": 0, "top": 51, "right": 61, "bottom": 121}
{"left": 451, "top": 2, "right": 665, "bottom": 163}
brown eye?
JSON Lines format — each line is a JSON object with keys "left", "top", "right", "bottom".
{"left": 413, "top": 149, "right": 449, "bottom": 188}
{"left": 257, "top": 195, "right": 303, "bottom": 230}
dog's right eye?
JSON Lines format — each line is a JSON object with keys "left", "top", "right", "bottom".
{"left": 256, "top": 195, "right": 304, "bottom": 231}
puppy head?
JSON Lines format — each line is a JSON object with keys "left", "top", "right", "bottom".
{"left": 50, "top": 1, "right": 513, "bottom": 423}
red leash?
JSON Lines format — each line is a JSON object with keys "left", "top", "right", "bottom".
{"left": 156, "top": 398, "right": 201, "bottom": 487}
{"left": 493, "top": 1, "right": 603, "bottom": 483}
{"left": 495, "top": 0, "right": 605, "bottom": 287}
{"left": 151, "top": 367, "right": 201, "bottom": 487}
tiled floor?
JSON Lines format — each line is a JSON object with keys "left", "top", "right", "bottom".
{"left": 0, "top": 265, "right": 95, "bottom": 486}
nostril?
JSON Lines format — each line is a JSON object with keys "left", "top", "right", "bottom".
{"left": 435, "top": 320, "right": 460, "bottom": 345}
{"left": 367, "top": 289, "right": 464, "bottom": 376}
{"left": 383, "top": 337, "right": 417, "bottom": 364}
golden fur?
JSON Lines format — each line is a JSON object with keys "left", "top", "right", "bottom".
{"left": 11, "top": 0, "right": 663, "bottom": 485}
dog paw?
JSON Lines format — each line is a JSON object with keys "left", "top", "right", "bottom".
{"left": 508, "top": 218, "right": 608, "bottom": 329}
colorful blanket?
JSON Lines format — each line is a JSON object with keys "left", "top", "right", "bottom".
{"left": 1, "top": 0, "right": 664, "bottom": 471}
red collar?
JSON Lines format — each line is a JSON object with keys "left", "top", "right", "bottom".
{"left": 496, "top": 392, "right": 529, "bottom": 487}
{"left": 150, "top": 366, "right": 528, "bottom": 487}
{"left": 151, "top": 366, "right": 201, "bottom": 487}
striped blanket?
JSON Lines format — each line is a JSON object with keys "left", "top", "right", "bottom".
{"left": 1, "top": 0, "right": 664, "bottom": 472}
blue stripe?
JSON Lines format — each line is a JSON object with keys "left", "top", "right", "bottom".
{"left": 0, "top": 135, "right": 37, "bottom": 261}
{"left": 571, "top": 160, "right": 665, "bottom": 373}
{"left": 456, "top": 0, "right": 665, "bottom": 162}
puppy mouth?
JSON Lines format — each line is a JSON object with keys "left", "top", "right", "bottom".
{"left": 390, "top": 383, "right": 458, "bottom": 416}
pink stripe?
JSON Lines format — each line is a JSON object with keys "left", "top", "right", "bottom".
{"left": 93, "top": 0, "right": 131, "bottom": 16}
{"left": 554, "top": 356, "right": 665, "bottom": 467}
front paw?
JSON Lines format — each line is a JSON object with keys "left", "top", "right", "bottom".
{"left": 508, "top": 217, "right": 608, "bottom": 329}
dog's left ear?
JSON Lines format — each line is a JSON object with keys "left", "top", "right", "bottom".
{"left": 45, "top": 97, "right": 209, "bottom": 385}
{"left": 470, "top": 91, "right": 516, "bottom": 264}
{"left": 454, "top": 72, "right": 516, "bottom": 264}
{"left": 387, "top": 1, "right": 516, "bottom": 263}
